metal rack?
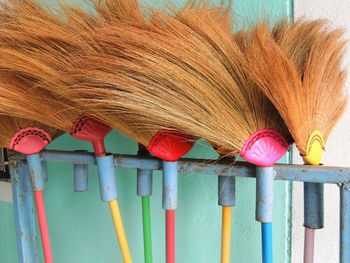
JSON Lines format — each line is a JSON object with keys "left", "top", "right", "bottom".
{"left": 8, "top": 150, "right": 350, "bottom": 262}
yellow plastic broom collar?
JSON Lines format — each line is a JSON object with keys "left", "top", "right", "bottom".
{"left": 301, "top": 130, "right": 325, "bottom": 165}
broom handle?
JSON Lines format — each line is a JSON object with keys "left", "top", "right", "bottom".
{"left": 303, "top": 182, "right": 323, "bottom": 263}
{"left": 34, "top": 191, "right": 53, "bottom": 263}
{"left": 166, "top": 210, "right": 175, "bottom": 263}
{"left": 221, "top": 206, "right": 232, "bottom": 263}
{"left": 162, "top": 161, "right": 177, "bottom": 263}
{"left": 26, "top": 154, "right": 53, "bottom": 263}
{"left": 256, "top": 167, "right": 274, "bottom": 263}
{"left": 109, "top": 200, "right": 132, "bottom": 263}
{"left": 142, "top": 196, "right": 153, "bottom": 263}
{"left": 304, "top": 228, "right": 315, "bottom": 263}
{"left": 137, "top": 144, "right": 153, "bottom": 263}
{"left": 262, "top": 223, "right": 273, "bottom": 263}
{"left": 218, "top": 175, "right": 236, "bottom": 263}
{"left": 96, "top": 155, "right": 132, "bottom": 263}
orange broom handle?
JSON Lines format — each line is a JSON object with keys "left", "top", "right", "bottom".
{"left": 221, "top": 206, "right": 232, "bottom": 263}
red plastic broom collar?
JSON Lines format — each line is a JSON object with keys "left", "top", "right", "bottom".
{"left": 71, "top": 114, "right": 112, "bottom": 156}
{"left": 10, "top": 127, "right": 51, "bottom": 155}
{"left": 147, "top": 129, "right": 194, "bottom": 161}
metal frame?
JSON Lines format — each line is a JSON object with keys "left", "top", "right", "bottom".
{"left": 9, "top": 149, "right": 350, "bottom": 262}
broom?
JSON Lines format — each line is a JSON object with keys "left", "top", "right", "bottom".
{"left": 0, "top": 115, "right": 63, "bottom": 263}
{"left": 0, "top": 1, "right": 134, "bottom": 261}
{"left": 94, "top": 3, "right": 193, "bottom": 260}
{"left": 5, "top": 1, "right": 195, "bottom": 262}
{"left": 137, "top": 144, "right": 153, "bottom": 263}
{"left": 0, "top": 0, "right": 194, "bottom": 261}
{"left": 173, "top": 4, "right": 239, "bottom": 262}
{"left": 144, "top": 5, "right": 292, "bottom": 263}
{"left": 244, "top": 21, "right": 347, "bottom": 263}
{"left": 271, "top": 19, "right": 332, "bottom": 263}
{"left": 216, "top": 18, "right": 332, "bottom": 261}
{"left": 36, "top": 2, "right": 292, "bottom": 262}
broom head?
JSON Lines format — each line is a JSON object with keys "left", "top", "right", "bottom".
{"left": 147, "top": 129, "right": 194, "bottom": 161}
{"left": 0, "top": 116, "right": 63, "bottom": 154}
{"left": 0, "top": 0, "right": 117, "bottom": 154}
{"left": 71, "top": 114, "right": 112, "bottom": 156}
{"left": 239, "top": 129, "right": 289, "bottom": 167}
{"left": 244, "top": 22, "right": 347, "bottom": 165}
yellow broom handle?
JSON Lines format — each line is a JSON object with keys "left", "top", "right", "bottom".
{"left": 109, "top": 200, "right": 132, "bottom": 263}
{"left": 221, "top": 206, "right": 232, "bottom": 263}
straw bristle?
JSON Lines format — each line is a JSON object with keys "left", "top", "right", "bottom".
{"left": 93, "top": 0, "right": 144, "bottom": 23}
{"left": 43, "top": 2, "right": 290, "bottom": 151}
{"left": 0, "top": 0, "right": 150, "bottom": 137}
{"left": 0, "top": 68, "right": 79, "bottom": 133}
{"left": 0, "top": 115, "right": 62, "bottom": 148}
{"left": 272, "top": 18, "right": 328, "bottom": 74}
{"left": 0, "top": 0, "right": 95, "bottom": 132}
{"left": 245, "top": 23, "right": 347, "bottom": 155}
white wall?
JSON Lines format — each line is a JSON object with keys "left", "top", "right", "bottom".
{"left": 0, "top": 181, "right": 12, "bottom": 203}
{"left": 293, "top": 0, "right": 350, "bottom": 262}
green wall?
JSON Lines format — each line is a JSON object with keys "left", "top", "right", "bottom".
{"left": 0, "top": 0, "right": 293, "bottom": 262}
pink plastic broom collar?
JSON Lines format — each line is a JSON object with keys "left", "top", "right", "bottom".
{"left": 147, "top": 129, "right": 194, "bottom": 162}
{"left": 71, "top": 114, "right": 112, "bottom": 156}
{"left": 9, "top": 127, "right": 51, "bottom": 155}
{"left": 239, "top": 129, "right": 289, "bottom": 167}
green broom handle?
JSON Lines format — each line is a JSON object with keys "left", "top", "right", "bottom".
{"left": 142, "top": 196, "right": 152, "bottom": 263}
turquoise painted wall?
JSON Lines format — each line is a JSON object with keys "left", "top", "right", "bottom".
{"left": 0, "top": 0, "right": 293, "bottom": 262}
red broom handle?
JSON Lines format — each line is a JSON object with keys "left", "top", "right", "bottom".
{"left": 166, "top": 210, "right": 175, "bottom": 263}
{"left": 34, "top": 191, "right": 53, "bottom": 263}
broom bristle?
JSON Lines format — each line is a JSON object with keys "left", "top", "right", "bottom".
{"left": 0, "top": 115, "right": 62, "bottom": 148}
{"left": 42, "top": 1, "right": 290, "bottom": 153}
{"left": 0, "top": 0, "right": 151, "bottom": 138}
{"left": 244, "top": 22, "right": 347, "bottom": 155}
{"left": 272, "top": 18, "right": 328, "bottom": 74}
{"left": 0, "top": 0, "right": 100, "bottom": 132}
{"left": 92, "top": 0, "right": 144, "bottom": 24}
{"left": 0, "top": 70, "right": 79, "bottom": 133}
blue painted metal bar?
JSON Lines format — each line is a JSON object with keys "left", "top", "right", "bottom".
{"left": 74, "top": 164, "right": 88, "bottom": 192}
{"left": 256, "top": 167, "right": 274, "bottom": 223}
{"left": 262, "top": 223, "right": 273, "bottom": 263}
{"left": 304, "top": 183, "right": 324, "bottom": 229}
{"left": 137, "top": 169, "right": 153, "bottom": 197}
{"left": 33, "top": 150, "right": 350, "bottom": 184}
{"left": 9, "top": 160, "right": 39, "bottom": 263}
{"left": 218, "top": 175, "right": 236, "bottom": 207}
{"left": 41, "top": 150, "right": 97, "bottom": 165}
{"left": 42, "top": 161, "right": 48, "bottom": 183}
{"left": 96, "top": 154, "right": 117, "bottom": 202}
{"left": 8, "top": 149, "right": 350, "bottom": 263}
{"left": 340, "top": 183, "right": 350, "bottom": 263}
{"left": 162, "top": 161, "right": 178, "bottom": 210}
{"left": 26, "top": 154, "right": 44, "bottom": 191}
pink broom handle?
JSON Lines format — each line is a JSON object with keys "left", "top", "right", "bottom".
{"left": 34, "top": 191, "right": 53, "bottom": 263}
{"left": 304, "top": 228, "right": 315, "bottom": 263}
{"left": 26, "top": 153, "right": 53, "bottom": 263}
{"left": 166, "top": 210, "right": 175, "bottom": 263}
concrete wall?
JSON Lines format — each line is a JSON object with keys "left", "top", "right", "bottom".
{"left": 292, "top": 1, "right": 350, "bottom": 262}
